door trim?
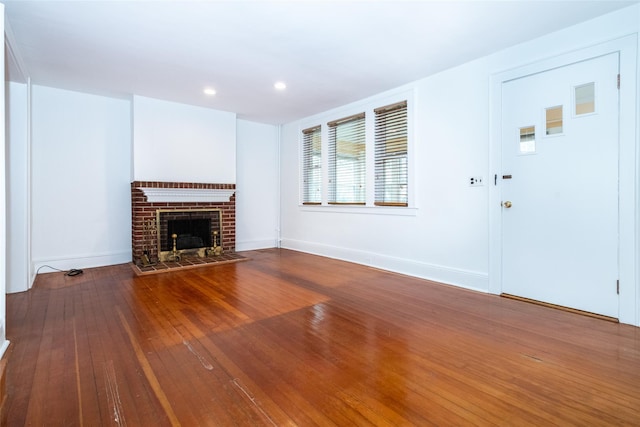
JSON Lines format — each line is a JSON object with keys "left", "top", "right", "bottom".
{"left": 488, "top": 35, "right": 638, "bottom": 326}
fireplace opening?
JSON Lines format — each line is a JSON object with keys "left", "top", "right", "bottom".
{"left": 167, "top": 218, "right": 212, "bottom": 250}
{"left": 156, "top": 208, "right": 222, "bottom": 261}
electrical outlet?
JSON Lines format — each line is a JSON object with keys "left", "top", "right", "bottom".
{"left": 469, "top": 176, "right": 484, "bottom": 187}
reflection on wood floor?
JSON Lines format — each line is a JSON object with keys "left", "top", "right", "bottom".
{"left": 5, "top": 248, "right": 640, "bottom": 426}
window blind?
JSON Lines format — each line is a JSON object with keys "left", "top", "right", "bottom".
{"left": 302, "top": 125, "right": 322, "bottom": 204}
{"left": 328, "top": 113, "right": 366, "bottom": 204}
{"left": 374, "top": 101, "right": 408, "bottom": 206}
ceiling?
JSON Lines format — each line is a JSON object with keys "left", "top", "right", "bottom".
{"left": 3, "top": 0, "right": 638, "bottom": 125}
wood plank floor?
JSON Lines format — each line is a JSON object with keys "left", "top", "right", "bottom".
{"left": 5, "top": 248, "right": 640, "bottom": 426}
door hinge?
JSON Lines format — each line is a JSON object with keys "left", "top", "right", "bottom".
{"left": 617, "top": 74, "right": 620, "bottom": 89}
{"left": 617, "top": 279, "right": 620, "bottom": 294}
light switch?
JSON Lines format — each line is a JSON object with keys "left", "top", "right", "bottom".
{"left": 469, "top": 176, "right": 484, "bottom": 187}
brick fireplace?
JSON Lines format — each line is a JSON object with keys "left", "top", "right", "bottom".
{"left": 131, "top": 181, "right": 236, "bottom": 266}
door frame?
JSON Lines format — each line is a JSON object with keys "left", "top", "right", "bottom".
{"left": 488, "top": 35, "right": 639, "bottom": 326}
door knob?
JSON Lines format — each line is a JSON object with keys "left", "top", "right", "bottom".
{"left": 502, "top": 201, "right": 512, "bottom": 208}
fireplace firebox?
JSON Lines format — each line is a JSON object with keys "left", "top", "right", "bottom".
{"left": 157, "top": 209, "right": 222, "bottom": 261}
{"left": 169, "top": 218, "right": 211, "bottom": 250}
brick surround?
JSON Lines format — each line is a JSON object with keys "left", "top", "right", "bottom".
{"left": 131, "top": 181, "right": 236, "bottom": 265}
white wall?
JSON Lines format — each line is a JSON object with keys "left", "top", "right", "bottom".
{"left": 236, "top": 119, "right": 279, "bottom": 251}
{"left": 31, "top": 86, "right": 132, "bottom": 274}
{"left": 26, "top": 90, "right": 269, "bottom": 277}
{"left": 6, "top": 81, "right": 29, "bottom": 293}
{"left": 280, "top": 5, "right": 640, "bottom": 301}
{"left": 132, "top": 95, "right": 236, "bottom": 183}
{"left": 131, "top": 97, "right": 277, "bottom": 253}
{"left": 279, "top": 72, "right": 492, "bottom": 291}
{"left": 281, "top": 82, "right": 490, "bottom": 291}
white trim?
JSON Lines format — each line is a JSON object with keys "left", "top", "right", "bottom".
{"left": 32, "top": 250, "right": 132, "bottom": 278}
{"left": 138, "top": 187, "right": 235, "bottom": 203}
{"left": 300, "top": 204, "right": 418, "bottom": 217}
{"left": 277, "top": 124, "right": 283, "bottom": 248}
{"left": 27, "top": 78, "right": 33, "bottom": 290}
{"left": 281, "top": 238, "right": 489, "bottom": 293}
{"left": 489, "top": 34, "right": 638, "bottom": 326}
{"left": 4, "top": 17, "right": 28, "bottom": 83}
{"left": 0, "top": 2, "right": 6, "bottom": 362}
{"left": 0, "top": 340, "right": 10, "bottom": 360}
{"left": 236, "top": 239, "right": 278, "bottom": 252}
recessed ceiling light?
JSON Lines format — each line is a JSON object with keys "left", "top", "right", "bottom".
{"left": 203, "top": 88, "right": 216, "bottom": 96}
{"left": 274, "top": 81, "right": 286, "bottom": 90}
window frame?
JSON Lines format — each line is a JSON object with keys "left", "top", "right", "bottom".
{"left": 327, "top": 112, "right": 367, "bottom": 205}
{"left": 374, "top": 100, "right": 408, "bottom": 207}
{"left": 301, "top": 125, "right": 322, "bottom": 205}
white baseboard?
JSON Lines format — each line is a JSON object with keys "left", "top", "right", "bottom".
{"left": 236, "top": 239, "right": 278, "bottom": 252}
{"left": 281, "top": 238, "right": 489, "bottom": 293}
{"left": 0, "top": 340, "right": 10, "bottom": 360}
{"left": 31, "top": 250, "right": 132, "bottom": 285}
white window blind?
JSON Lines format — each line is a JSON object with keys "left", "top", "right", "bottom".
{"left": 302, "top": 125, "right": 322, "bottom": 204}
{"left": 374, "top": 101, "right": 408, "bottom": 206}
{"left": 328, "top": 113, "right": 366, "bottom": 204}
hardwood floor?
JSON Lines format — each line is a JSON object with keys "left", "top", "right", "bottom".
{"left": 5, "top": 248, "right": 640, "bottom": 426}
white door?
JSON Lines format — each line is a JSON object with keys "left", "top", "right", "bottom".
{"left": 501, "top": 53, "right": 619, "bottom": 318}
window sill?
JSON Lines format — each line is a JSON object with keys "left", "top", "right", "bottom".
{"left": 300, "top": 204, "right": 418, "bottom": 216}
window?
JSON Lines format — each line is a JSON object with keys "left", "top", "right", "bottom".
{"left": 299, "top": 92, "right": 412, "bottom": 210}
{"left": 575, "top": 82, "right": 595, "bottom": 115}
{"left": 374, "top": 101, "right": 408, "bottom": 206}
{"left": 302, "top": 125, "right": 322, "bottom": 204}
{"left": 545, "top": 106, "right": 563, "bottom": 135}
{"left": 328, "top": 113, "right": 366, "bottom": 204}
{"left": 519, "top": 125, "right": 536, "bottom": 154}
